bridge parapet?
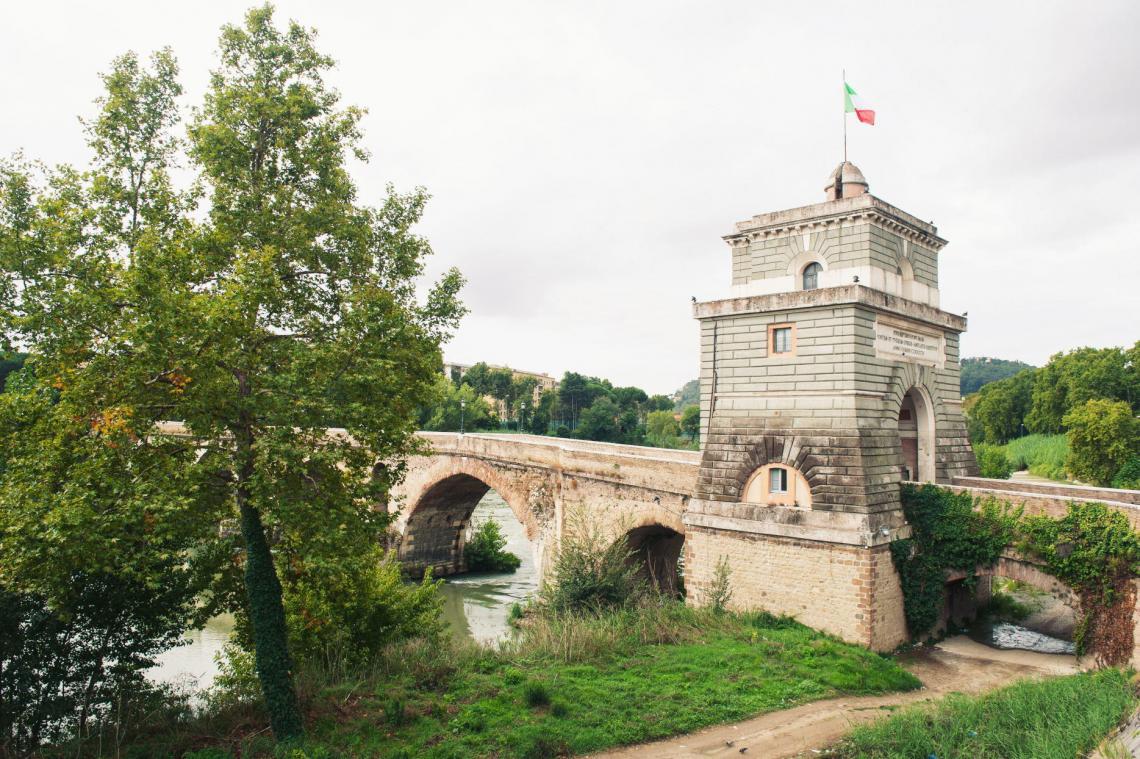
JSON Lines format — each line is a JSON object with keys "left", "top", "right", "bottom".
{"left": 414, "top": 432, "right": 700, "bottom": 497}
{"left": 943, "top": 480, "right": 1140, "bottom": 531}
{"left": 952, "top": 476, "right": 1140, "bottom": 506}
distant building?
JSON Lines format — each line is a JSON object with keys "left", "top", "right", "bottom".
{"left": 442, "top": 361, "right": 558, "bottom": 418}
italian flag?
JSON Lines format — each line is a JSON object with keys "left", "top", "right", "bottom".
{"left": 844, "top": 82, "right": 875, "bottom": 125}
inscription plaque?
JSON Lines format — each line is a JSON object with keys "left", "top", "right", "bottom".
{"left": 874, "top": 317, "right": 945, "bottom": 368}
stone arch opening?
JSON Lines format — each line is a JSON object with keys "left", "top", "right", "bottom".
{"left": 897, "top": 386, "right": 936, "bottom": 483}
{"left": 942, "top": 558, "right": 1079, "bottom": 650}
{"left": 624, "top": 524, "right": 685, "bottom": 597}
{"left": 399, "top": 472, "right": 534, "bottom": 579}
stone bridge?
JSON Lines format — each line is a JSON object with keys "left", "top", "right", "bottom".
{"left": 388, "top": 433, "right": 700, "bottom": 585}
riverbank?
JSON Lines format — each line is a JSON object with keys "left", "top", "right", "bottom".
{"left": 133, "top": 604, "right": 919, "bottom": 757}
{"left": 591, "top": 635, "right": 1084, "bottom": 758}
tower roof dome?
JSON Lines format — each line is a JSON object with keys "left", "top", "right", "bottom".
{"left": 824, "top": 161, "right": 869, "bottom": 201}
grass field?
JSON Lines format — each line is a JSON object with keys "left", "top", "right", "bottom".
{"left": 152, "top": 604, "right": 920, "bottom": 759}
{"left": 828, "top": 668, "right": 1135, "bottom": 759}
{"left": 1003, "top": 434, "right": 1069, "bottom": 481}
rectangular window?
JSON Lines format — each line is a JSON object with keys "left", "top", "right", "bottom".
{"left": 769, "top": 467, "right": 788, "bottom": 494}
{"left": 773, "top": 327, "right": 792, "bottom": 354}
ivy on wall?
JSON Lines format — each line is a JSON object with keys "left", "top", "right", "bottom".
{"left": 890, "top": 484, "right": 1140, "bottom": 664}
{"left": 889, "top": 485, "right": 1018, "bottom": 638}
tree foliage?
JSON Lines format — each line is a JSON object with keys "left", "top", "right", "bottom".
{"left": 1063, "top": 399, "right": 1140, "bottom": 486}
{"left": 0, "top": 6, "right": 462, "bottom": 742}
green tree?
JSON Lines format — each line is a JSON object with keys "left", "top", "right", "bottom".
{"left": 646, "top": 394, "right": 673, "bottom": 413}
{"left": 965, "top": 368, "right": 1036, "bottom": 443}
{"left": 576, "top": 396, "right": 621, "bottom": 442}
{"left": 422, "top": 375, "right": 495, "bottom": 431}
{"left": 680, "top": 404, "right": 700, "bottom": 441}
{"left": 646, "top": 409, "right": 681, "bottom": 447}
{"left": 460, "top": 362, "right": 494, "bottom": 395}
{"left": 1027, "top": 346, "right": 1136, "bottom": 434}
{"left": 0, "top": 7, "right": 463, "bottom": 742}
{"left": 528, "top": 387, "right": 557, "bottom": 434}
{"left": 464, "top": 520, "right": 522, "bottom": 573}
{"left": 1063, "top": 399, "right": 1140, "bottom": 486}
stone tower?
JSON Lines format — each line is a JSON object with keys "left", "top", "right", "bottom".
{"left": 682, "top": 162, "right": 978, "bottom": 650}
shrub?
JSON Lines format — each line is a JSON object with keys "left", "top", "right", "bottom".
{"left": 708, "top": 555, "right": 733, "bottom": 612}
{"left": 279, "top": 547, "right": 444, "bottom": 670}
{"left": 538, "top": 510, "right": 646, "bottom": 614}
{"left": 464, "top": 519, "right": 522, "bottom": 573}
{"left": 1112, "top": 457, "right": 1140, "bottom": 490}
{"left": 974, "top": 443, "right": 1013, "bottom": 479}
{"left": 0, "top": 578, "right": 195, "bottom": 755}
{"left": 1064, "top": 399, "right": 1140, "bottom": 486}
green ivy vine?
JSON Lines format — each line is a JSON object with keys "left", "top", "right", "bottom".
{"left": 889, "top": 484, "right": 1019, "bottom": 638}
{"left": 890, "top": 484, "right": 1140, "bottom": 663}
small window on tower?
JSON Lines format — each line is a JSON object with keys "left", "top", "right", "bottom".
{"left": 773, "top": 327, "right": 792, "bottom": 354}
{"left": 802, "top": 262, "right": 822, "bottom": 290}
{"left": 769, "top": 467, "right": 788, "bottom": 494}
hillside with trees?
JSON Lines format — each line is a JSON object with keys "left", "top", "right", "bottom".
{"left": 964, "top": 343, "right": 1139, "bottom": 487}
{"left": 960, "top": 357, "right": 1034, "bottom": 395}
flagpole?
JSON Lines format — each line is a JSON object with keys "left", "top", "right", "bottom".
{"left": 842, "top": 68, "right": 847, "bottom": 164}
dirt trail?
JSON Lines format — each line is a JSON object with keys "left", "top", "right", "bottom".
{"left": 590, "top": 636, "right": 1081, "bottom": 759}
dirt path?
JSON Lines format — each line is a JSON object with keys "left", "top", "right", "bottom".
{"left": 591, "top": 636, "right": 1081, "bottom": 759}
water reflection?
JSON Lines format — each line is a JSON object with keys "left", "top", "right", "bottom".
{"left": 439, "top": 491, "right": 538, "bottom": 644}
{"left": 149, "top": 613, "right": 235, "bottom": 692}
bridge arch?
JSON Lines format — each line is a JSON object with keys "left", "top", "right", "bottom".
{"left": 623, "top": 522, "right": 685, "bottom": 596}
{"left": 394, "top": 456, "right": 547, "bottom": 578}
{"left": 942, "top": 554, "right": 1080, "bottom": 640}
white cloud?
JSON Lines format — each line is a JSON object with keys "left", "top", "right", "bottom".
{"left": 3, "top": 0, "right": 1137, "bottom": 393}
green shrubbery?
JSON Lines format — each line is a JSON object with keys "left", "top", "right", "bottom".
{"left": 974, "top": 443, "right": 1013, "bottom": 479}
{"left": 889, "top": 485, "right": 1019, "bottom": 637}
{"left": 1063, "top": 399, "right": 1140, "bottom": 487}
{"left": 278, "top": 547, "right": 444, "bottom": 671}
{"left": 537, "top": 511, "right": 646, "bottom": 615}
{"left": 1113, "top": 457, "right": 1140, "bottom": 490}
{"left": 464, "top": 520, "right": 522, "bottom": 573}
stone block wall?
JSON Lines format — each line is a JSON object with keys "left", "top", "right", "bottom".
{"left": 683, "top": 522, "right": 908, "bottom": 650}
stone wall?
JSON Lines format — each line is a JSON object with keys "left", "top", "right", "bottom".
{"left": 682, "top": 520, "right": 908, "bottom": 650}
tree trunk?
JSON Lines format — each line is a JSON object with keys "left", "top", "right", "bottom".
{"left": 236, "top": 436, "right": 303, "bottom": 741}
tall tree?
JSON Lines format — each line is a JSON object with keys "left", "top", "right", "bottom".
{"left": 0, "top": 6, "right": 463, "bottom": 742}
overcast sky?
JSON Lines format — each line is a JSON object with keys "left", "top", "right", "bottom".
{"left": 3, "top": 1, "right": 1138, "bottom": 394}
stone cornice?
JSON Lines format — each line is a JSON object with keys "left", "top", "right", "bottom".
{"left": 724, "top": 193, "right": 947, "bottom": 251}
{"left": 693, "top": 284, "right": 968, "bottom": 333}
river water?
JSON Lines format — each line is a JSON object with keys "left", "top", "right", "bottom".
{"left": 150, "top": 491, "right": 536, "bottom": 689}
